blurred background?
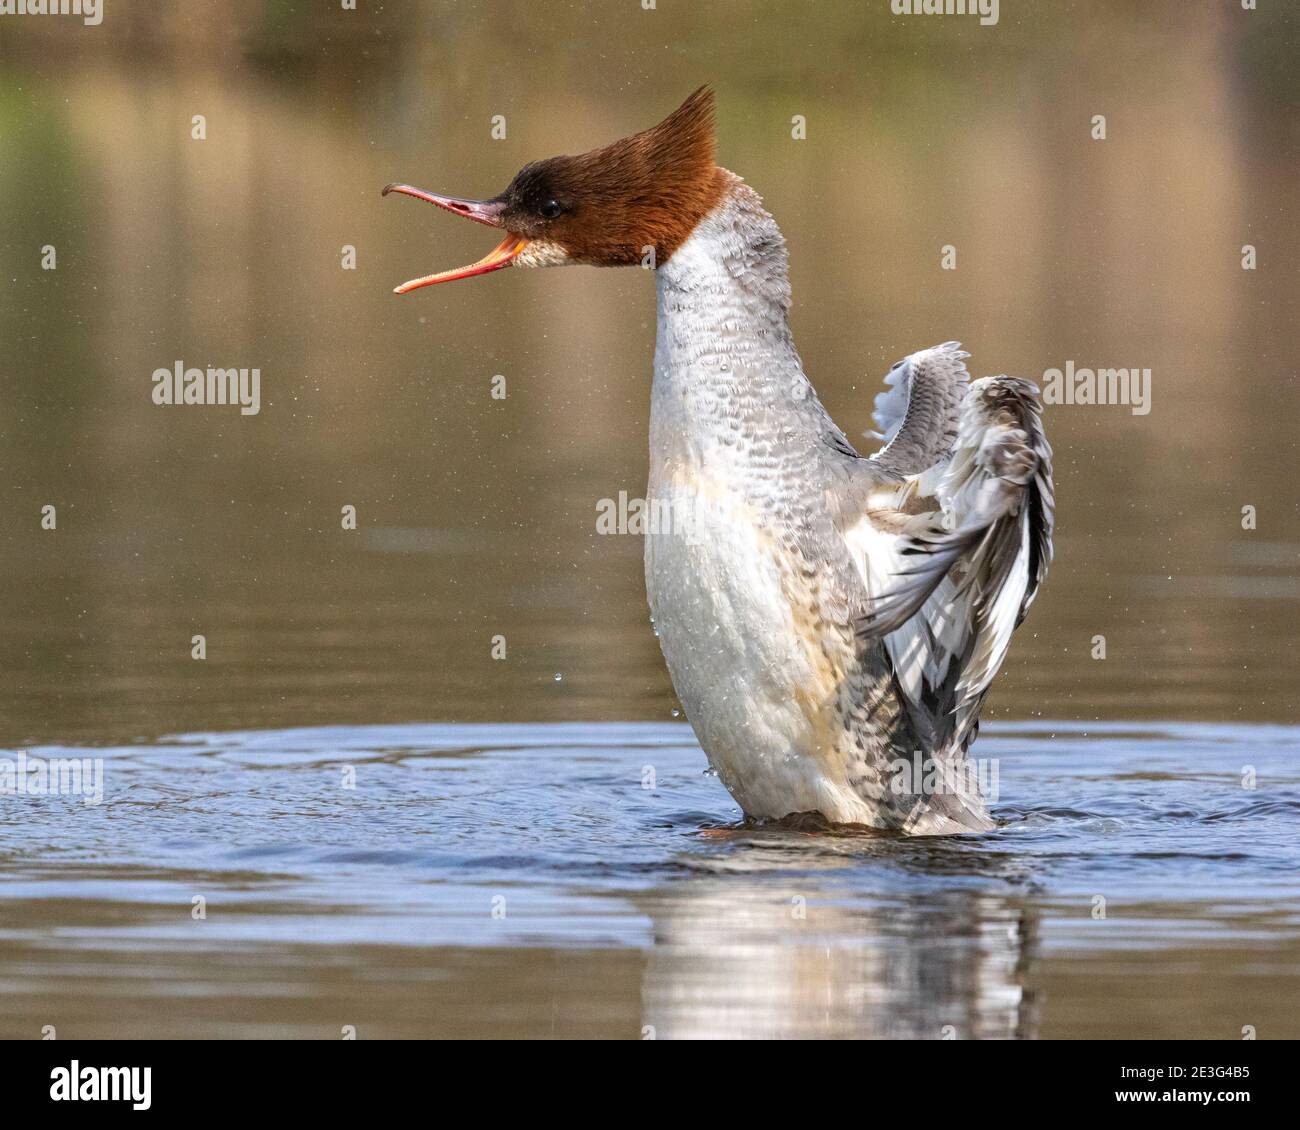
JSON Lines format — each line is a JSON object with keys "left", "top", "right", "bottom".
{"left": 1, "top": 0, "right": 1296, "bottom": 744}
{"left": 1, "top": 0, "right": 1299, "bottom": 1045}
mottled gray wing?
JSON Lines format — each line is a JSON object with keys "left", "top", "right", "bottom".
{"left": 869, "top": 342, "right": 970, "bottom": 477}
{"left": 856, "top": 376, "right": 1054, "bottom": 753}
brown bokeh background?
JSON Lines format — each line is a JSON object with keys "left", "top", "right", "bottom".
{"left": 1, "top": 0, "right": 1297, "bottom": 745}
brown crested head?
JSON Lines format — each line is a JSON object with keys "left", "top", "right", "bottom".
{"left": 493, "top": 86, "right": 726, "bottom": 266}
{"left": 383, "top": 87, "right": 728, "bottom": 292}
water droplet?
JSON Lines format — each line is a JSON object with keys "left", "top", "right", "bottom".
{"left": 671, "top": 708, "right": 681, "bottom": 718}
{"left": 553, "top": 673, "right": 563, "bottom": 683}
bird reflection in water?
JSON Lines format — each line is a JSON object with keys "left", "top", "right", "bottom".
{"left": 639, "top": 824, "right": 1041, "bottom": 1039}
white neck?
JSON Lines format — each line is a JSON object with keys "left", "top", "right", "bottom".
{"left": 654, "top": 177, "right": 795, "bottom": 378}
{"left": 650, "top": 177, "right": 844, "bottom": 472}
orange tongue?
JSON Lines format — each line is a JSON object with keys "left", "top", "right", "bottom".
{"left": 393, "top": 233, "right": 530, "bottom": 293}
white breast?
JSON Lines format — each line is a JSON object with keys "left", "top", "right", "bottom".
{"left": 644, "top": 470, "right": 843, "bottom": 818}
{"left": 643, "top": 188, "right": 869, "bottom": 821}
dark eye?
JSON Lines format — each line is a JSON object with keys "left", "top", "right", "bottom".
{"left": 539, "top": 199, "right": 563, "bottom": 220}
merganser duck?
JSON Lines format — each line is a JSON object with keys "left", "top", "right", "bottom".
{"left": 384, "top": 88, "right": 1054, "bottom": 834}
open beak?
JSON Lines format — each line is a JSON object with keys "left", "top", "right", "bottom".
{"left": 382, "top": 183, "right": 529, "bottom": 293}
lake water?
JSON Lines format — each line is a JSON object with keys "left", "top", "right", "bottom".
{"left": 1, "top": 1, "right": 1297, "bottom": 1039}
{"left": 3, "top": 719, "right": 1299, "bottom": 1039}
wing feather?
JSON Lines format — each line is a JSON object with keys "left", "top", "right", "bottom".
{"left": 855, "top": 376, "right": 1054, "bottom": 753}
{"left": 869, "top": 342, "right": 970, "bottom": 477}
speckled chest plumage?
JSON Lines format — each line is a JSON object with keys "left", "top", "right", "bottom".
{"left": 643, "top": 180, "right": 928, "bottom": 826}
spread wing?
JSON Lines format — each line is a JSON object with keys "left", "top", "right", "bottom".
{"left": 869, "top": 341, "right": 970, "bottom": 477}
{"left": 852, "top": 373, "right": 1054, "bottom": 757}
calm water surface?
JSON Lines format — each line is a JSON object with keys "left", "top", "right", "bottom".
{"left": 3, "top": 720, "right": 1299, "bottom": 1039}
{"left": 1, "top": 2, "right": 1298, "bottom": 1038}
